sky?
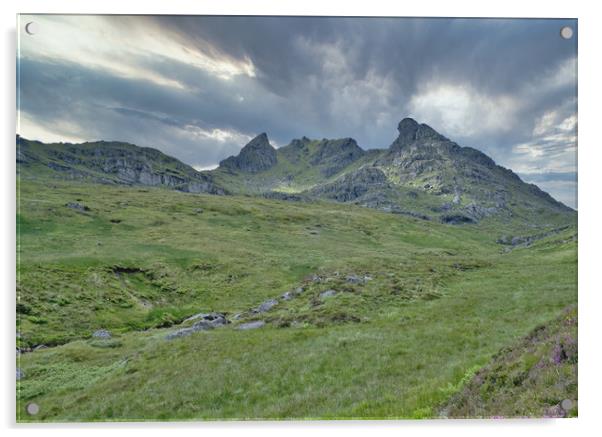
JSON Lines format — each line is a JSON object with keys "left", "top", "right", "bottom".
{"left": 17, "top": 15, "right": 577, "bottom": 208}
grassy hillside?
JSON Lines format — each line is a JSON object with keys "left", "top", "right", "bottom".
{"left": 442, "top": 306, "right": 577, "bottom": 418}
{"left": 211, "top": 138, "right": 379, "bottom": 195}
{"left": 16, "top": 176, "right": 577, "bottom": 421}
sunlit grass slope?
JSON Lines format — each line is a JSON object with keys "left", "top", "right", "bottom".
{"left": 16, "top": 178, "right": 577, "bottom": 421}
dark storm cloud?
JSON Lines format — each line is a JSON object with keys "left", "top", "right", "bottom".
{"left": 18, "top": 15, "right": 577, "bottom": 206}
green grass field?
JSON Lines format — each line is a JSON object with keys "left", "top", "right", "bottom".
{"left": 16, "top": 178, "right": 577, "bottom": 421}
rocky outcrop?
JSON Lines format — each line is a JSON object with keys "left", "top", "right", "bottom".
{"left": 308, "top": 166, "right": 389, "bottom": 202}
{"left": 219, "top": 133, "right": 277, "bottom": 173}
{"left": 309, "top": 138, "right": 365, "bottom": 177}
{"left": 17, "top": 137, "right": 226, "bottom": 195}
{"left": 389, "top": 118, "right": 448, "bottom": 151}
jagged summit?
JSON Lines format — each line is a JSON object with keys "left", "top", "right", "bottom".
{"left": 390, "top": 117, "right": 448, "bottom": 150}
{"left": 219, "top": 133, "right": 277, "bottom": 173}
{"left": 209, "top": 116, "right": 573, "bottom": 225}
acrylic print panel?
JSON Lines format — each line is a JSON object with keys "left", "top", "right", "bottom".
{"left": 16, "top": 15, "right": 577, "bottom": 422}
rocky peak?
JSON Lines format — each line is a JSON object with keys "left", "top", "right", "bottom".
{"left": 390, "top": 117, "right": 447, "bottom": 150}
{"left": 310, "top": 138, "right": 365, "bottom": 177}
{"left": 219, "top": 133, "right": 278, "bottom": 173}
{"left": 289, "top": 136, "right": 312, "bottom": 149}
{"left": 313, "top": 138, "right": 363, "bottom": 160}
{"left": 241, "top": 133, "right": 272, "bottom": 154}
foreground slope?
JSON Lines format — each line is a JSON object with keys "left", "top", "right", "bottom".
{"left": 441, "top": 306, "right": 577, "bottom": 418}
{"left": 16, "top": 177, "right": 577, "bottom": 420}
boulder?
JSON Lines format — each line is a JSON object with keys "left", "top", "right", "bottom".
{"left": 165, "top": 320, "right": 215, "bottom": 340}
{"left": 92, "top": 329, "right": 112, "bottom": 339}
{"left": 440, "top": 214, "right": 475, "bottom": 225}
{"left": 66, "top": 202, "right": 90, "bottom": 212}
{"left": 256, "top": 299, "right": 278, "bottom": 313}
{"left": 320, "top": 289, "right": 337, "bottom": 299}
{"left": 237, "top": 320, "right": 266, "bottom": 330}
{"left": 183, "top": 312, "right": 228, "bottom": 326}
{"left": 281, "top": 291, "right": 294, "bottom": 301}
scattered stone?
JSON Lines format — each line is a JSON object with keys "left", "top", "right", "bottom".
{"left": 320, "top": 289, "right": 337, "bottom": 299}
{"left": 544, "top": 404, "right": 566, "bottom": 418}
{"left": 561, "top": 399, "right": 573, "bottom": 411}
{"left": 496, "top": 225, "right": 572, "bottom": 248}
{"left": 194, "top": 208, "right": 204, "bottom": 214}
{"left": 237, "top": 320, "right": 266, "bottom": 330}
{"left": 92, "top": 329, "right": 112, "bottom": 339}
{"left": 256, "top": 299, "right": 278, "bottom": 313}
{"left": 26, "top": 403, "right": 40, "bottom": 416}
{"left": 294, "top": 286, "right": 305, "bottom": 294}
{"left": 183, "top": 312, "right": 228, "bottom": 326}
{"left": 65, "top": 202, "right": 90, "bottom": 212}
{"left": 440, "top": 214, "right": 475, "bottom": 225}
{"left": 346, "top": 274, "right": 362, "bottom": 284}
{"left": 304, "top": 274, "right": 321, "bottom": 283}
{"left": 281, "top": 291, "right": 294, "bottom": 301}
{"left": 166, "top": 320, "right": 215, "bottom": 340}
{"left": 263, "top": 191, "right": 308, "bottom": 202}
{"left": 33, "top": 345, "right": 48, "bottom": 351}
{"left": 16, "top": 368, "right": 24, "bottom": 380}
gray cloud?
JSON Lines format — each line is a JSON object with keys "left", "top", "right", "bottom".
{"left": 18, "top": 15, "right": 577, "bottom": 206}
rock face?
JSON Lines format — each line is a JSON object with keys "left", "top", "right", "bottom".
{"left": 309, "top": 138, "right": 365, "bottom": 177}
{"left": 219, "top": 133, "right": 277, "bottom": 173}
{"left": 390, "top": 118, "right": 447, "bottom": 151}
{"left": 17, "top": 137, "right": 226, "bottom": 195}
{"left": 309, "top": 166, "right": 389, "bottom": 202}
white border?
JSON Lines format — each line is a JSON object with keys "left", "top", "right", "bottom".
{"left": 3, "top": 1, "right": 601, "bottom": 436}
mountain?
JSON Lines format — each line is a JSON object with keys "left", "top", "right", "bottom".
{"left": 17, "top": 117, "right": 575, "bottom": 226}
{"left": 17, "top": 136, "right": 226, "bottom": 195}
{"left": 208, "top": 118, "right": 574, "bottom": 225}
{"left": 219, "top": 132, "right": 277, "bottom": 173}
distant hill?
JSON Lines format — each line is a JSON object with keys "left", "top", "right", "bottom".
{"left": 17, "top": 137, "right": 226, "bottom": 195}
